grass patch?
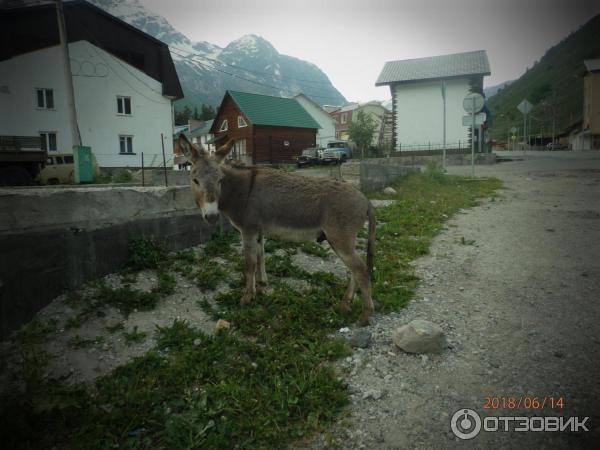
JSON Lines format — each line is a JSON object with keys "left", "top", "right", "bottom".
{"left": 193, "top": 264, "right": 229, "bottom": 291}
{"left": 126, "top": 238, "right": 167, "bottom": 271}
{"left": 122, "top": 326, "right": 147, "bottom": 346}
{"left": 0, "top": 172, "right": 500, "bottom": 449}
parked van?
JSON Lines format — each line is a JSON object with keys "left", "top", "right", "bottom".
{"left": 36, "top": 153, "right": 99, "bottom": 185}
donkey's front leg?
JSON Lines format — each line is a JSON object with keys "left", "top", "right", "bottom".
{"left": 241, "top": 231, "right": 259, "bottom": 305}
{"left": 256, "top": 233, "right": 268, "bottom": 294}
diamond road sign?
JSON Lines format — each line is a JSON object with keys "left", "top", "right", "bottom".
{"left": 517, "top": 100, "right": 533, "bottom": 115}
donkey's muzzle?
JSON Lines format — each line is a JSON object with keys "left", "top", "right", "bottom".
{"left": 204, "top": 213, "right": 219, "bottom": 225}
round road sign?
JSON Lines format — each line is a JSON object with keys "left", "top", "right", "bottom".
{"left": 463, "top": 93, "right": 485, "bottom": 114}
{"left": 511, "top": 127, "right": 517, "bottom": 134}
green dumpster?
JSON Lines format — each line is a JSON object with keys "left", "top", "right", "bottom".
{"left": 73, "top": 146, "right": 94, "bottom": 183}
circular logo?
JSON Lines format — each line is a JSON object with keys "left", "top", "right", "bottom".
{"left": 451, "top": 408, "right": 481, "bottom": 440}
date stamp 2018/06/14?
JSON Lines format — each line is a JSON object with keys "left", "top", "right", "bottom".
{"left": 483, "top": 395, "right": 565, "bottom": 410}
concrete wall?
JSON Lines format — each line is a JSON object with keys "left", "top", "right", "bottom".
{"left": 0, "top": 40, "right": 174, "bottom": 169}
{"left": 0, "top": 185, "right": 223, "bottom": 338}
{"left": 359, "top": 160, "right": 419, "bottom": 191}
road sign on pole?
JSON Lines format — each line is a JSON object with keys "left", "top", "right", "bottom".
{"left": 463, "top": 93, "right": 485, "bottom": 114}
{"left": 517, "top": 100, "right": 532, "bottom": 152}
{"left": 462, "top": 113, "right": 486, "bottom": 127}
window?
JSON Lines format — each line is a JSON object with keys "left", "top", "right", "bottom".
{"left": 36, "top": 88, "right": 54, "bottom": 109}
{"left": 219, "top": 119, "right": 228, "bottom": 131}
{"left": 55, "top": 156, "right": 64, "bottom": 164}
{"left": 117, "top": 96, "right": 132, "bottom": 115}
{"left": 64, "top": 155, "right": 74, "bottom": 164}
{"left": 237, "top": 116, "right": 247, "bottom": 128}
{"left": 233, "top": 139, "right": 247, "bottom": 158}
{"left": 40, "top": 132, "right": 57, "bottom": 151}
{"left": 340, "top": 113, "right": 347, "bottom": 124}
{"left": 119, "top": 135, "right": 133, "bottom": 154}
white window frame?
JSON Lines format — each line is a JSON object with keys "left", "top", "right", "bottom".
{"left": 40, "top": 131, "right": 57, "bottom": 151}
{"left": 117, "top": 96, "right": 132, "bottom": 115}
{"left": 119, "top": 135, "right": 134, "bottom": 154}
{"left": 219, "top": 119, "right": 229, "bottom": 132}
{"left": 36, "top": 88, "right": 54, "bottom": 109}
{"left": 340, "top": 113, "right": 347, "bottom": 124}
{"left": 237, "top": 115, "right": 247, "bottom": 128}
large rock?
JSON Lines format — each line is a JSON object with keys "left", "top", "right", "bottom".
{"left": 392, "top": 320, "right": 446, "bottom": 354}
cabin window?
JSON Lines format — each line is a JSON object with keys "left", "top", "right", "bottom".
{"left": 117, "top": 96, "right": 132, "bottom": 115}
{"left": 40, "top": 132, "right": 57, "bottom": 151}
{"left": 219, "top": 120, "right": 228, "bottom": 131}
{"left": 119, "top": 135, "right": 134, "bottom": 154}
{"left": 340, "top": 113, "right": 347, "bottom": 124}
{"left": 237, "top": 116, "right": 247, "bottom": 128}
{"left": 36, "top": 88, "right": 54, "bottom": 109}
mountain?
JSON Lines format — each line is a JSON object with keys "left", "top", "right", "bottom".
{"left": 89, "top": 0, "right": 347, "bottom": 109}
{"left": 487, "top": 14, "right": 600, "bottom": 141}
{"left": 483, "top": 80, "right": 513, "bottom": 98}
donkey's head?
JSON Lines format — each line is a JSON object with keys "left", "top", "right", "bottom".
{"left": 178, "top": 133, "right": 235, "bottom": 224}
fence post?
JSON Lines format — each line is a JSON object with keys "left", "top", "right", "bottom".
{"left": 141, "top": 152, "right": 145, "bottom": 187}
{"left": 161, "top": 133, "right": 168, "bottom": 187}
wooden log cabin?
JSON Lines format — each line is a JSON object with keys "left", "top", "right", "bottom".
{"left": 209, "top": 91, "right": 320, "bottom": 164}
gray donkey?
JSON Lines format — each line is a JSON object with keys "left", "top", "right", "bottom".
{"left": 178, "top": 134, "right": 376, "bottom": 325}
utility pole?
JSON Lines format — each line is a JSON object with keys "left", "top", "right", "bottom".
{"left": 441, "top": 80, "right": 447, "bottom": 171}
{"left": 55, "top": 0, "right": 82, "bottom": 147}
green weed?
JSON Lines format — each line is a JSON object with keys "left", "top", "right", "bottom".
{"left": 122, "top": 326, "right": 147, "bottom": 346}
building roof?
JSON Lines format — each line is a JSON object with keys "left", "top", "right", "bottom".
{"left": 375, "top": 50, "right": 491, "bottom": 86}
{"left": 0, "top": 0, "right": 183, "bottom": 99}
{"left": 584, "top": 59, "right": 600, "bottom": 72}
{"left": 189, "top": 120, "right": 214, "bottom": 137}
{"left": 226, "top": 91, "right": 320, "bottom": 129}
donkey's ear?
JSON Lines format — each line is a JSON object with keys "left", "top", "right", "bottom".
{"left": 178, "top": 133, "right": 204, "bottom": 163}
{"left": 214, "top": 138, "right": 236, "bottom": 164}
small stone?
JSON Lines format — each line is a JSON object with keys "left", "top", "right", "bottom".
{"left": 553, "top": 351, "right": 564, "bottom": 358}
{"left": 339, "top": 327, "right": 350, "bottom": 333}
{"left": 215, "top": 319, "right": 230, "bottom": 331}
{"left": 349, "top": 330, "right": 372, "bottom": 348}
{"left": 392, "top": 319, "right": 447, "bottom": 354}
{"left": 193, "top": 338, "right": 201, "bottom": 346}
{"left": 383, "top": 187, "right": 397, "bottom": 195}
{"left": 362, "top": 389, "right": 384, "bottom": 401}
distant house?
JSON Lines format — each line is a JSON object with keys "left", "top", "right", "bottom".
{"left": 173, "top": 120, "right": 214, "bottom": 170}
{"left": 0, "top": 0, "right": 183, "bottom": 169}
{"left": 329, "top": 101, "right": 388, "bottom": 149}
{"left": 580, "top": 58, "right": 600, "bottom": 150}
{"left": 210, "top": 91, "right": 319, "bottom": 164}
{"left": 376, "top": 50, "right": 491, "bottom": 151}
{"left": 293, "top": 93, "right": 336, "bottom": 147}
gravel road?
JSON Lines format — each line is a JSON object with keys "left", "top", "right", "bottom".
{"left": 314, "top": 150, "right": 600, "bottom": 449}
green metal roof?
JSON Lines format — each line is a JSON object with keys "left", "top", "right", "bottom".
{"left": 227, "top": 91, "right": 320, "bottom": 129}
{"left": 189, "top": 120, "right": 214, "bottom": 137}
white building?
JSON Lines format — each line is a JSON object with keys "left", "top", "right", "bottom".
{"left": 376, "top": 50, "right": 491, "bottom": 151}
{"left": 293, "top": 93, "right": 336, "bottom": 147}
{"left": 0, "top": 1, "right": 183, "bottom": 169}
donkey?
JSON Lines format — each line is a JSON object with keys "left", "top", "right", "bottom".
{"left": 178, "top": 134, "right": 376, "bottom": 325}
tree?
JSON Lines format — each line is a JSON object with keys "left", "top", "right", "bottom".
{"left": 347, "top": 110, "right": 376, "bottom": 159}
{"left": 174, "top": 105, "right": 193, "bottom": 125}
{"left": 200, "top": 104, "right": 216, "bottom": 121}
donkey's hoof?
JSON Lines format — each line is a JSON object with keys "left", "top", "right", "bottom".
{"left": 358, "top": 315, "right": 372, "bottom": 327}
{"left": 256, "top": 282, "right": 269, "bottom": 295}
{"left": 240, "top": 293, "right": 254, "bottom": 306}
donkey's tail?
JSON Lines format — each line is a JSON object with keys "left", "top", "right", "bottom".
{"left": 367, "top": 202, "right": 376, "bottom": 280}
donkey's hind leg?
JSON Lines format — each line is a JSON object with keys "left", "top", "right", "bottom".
{"left": 340, "top": 276, "right": 355, "bottom": 312}
{"left": 256, "top": 233, "right": 268, "bottom": 294}
{"left": 241, "top": 231, "right": 259, "bottom": 305}
{"left": 328, "top": 236, "right": 374, "bottom": 326}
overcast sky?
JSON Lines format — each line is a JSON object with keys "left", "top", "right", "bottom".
{"left": 141, "top": 0, "right": 599, "bottom": 103}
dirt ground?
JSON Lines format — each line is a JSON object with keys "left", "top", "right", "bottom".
{"left": 4, "top": 151, "right": 599, "bottom": 448}
{"left": 312, "top": 150, "right": 600, "bottom": 449}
